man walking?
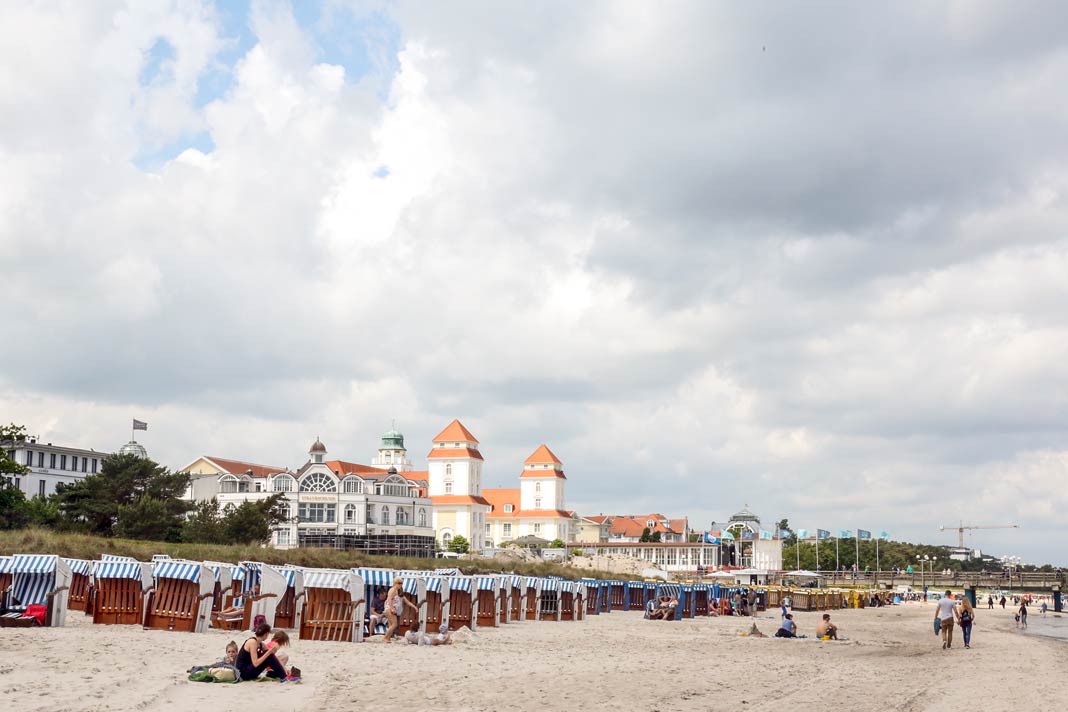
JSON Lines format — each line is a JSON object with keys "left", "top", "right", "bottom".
{"left": 937, "top": 590, "right": 957, "bottom": 650}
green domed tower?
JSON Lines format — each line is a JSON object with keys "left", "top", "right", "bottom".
{"left": 372, "top": 422, "right": 412, "bottom": 472}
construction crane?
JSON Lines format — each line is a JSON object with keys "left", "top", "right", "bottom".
{"left": 939, "top": 521, "right": 1019, "bottom": 549}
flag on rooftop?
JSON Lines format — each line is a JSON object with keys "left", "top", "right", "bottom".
{"left": 858, "top": 529, "right": 872, "bottom": 540}
{"left": 132, "top": 419, "right": 148, "bottom": 431}
{"left": 817, "top": 529, "right": 831, "bottom": 540}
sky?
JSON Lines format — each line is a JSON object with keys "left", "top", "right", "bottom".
{"left": 2, "top": 1, "right": 1067, "bottom": 565}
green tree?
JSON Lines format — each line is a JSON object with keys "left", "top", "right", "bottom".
{"left": 549, "top": 538, "right": 565, "bottom": 549}
{"left": 650, "top": 531, "right": 662, "bottom": 543}
{"left": 448, "top": 534, "right": 470, "bottom": 554}
{"left": 0, "top": 424, "right": 30, "bottom": 529}
{"left": 639, "top": 527, "right": 652, "bottom": 542}
{"left": 182, "top": 498, "right": 227, "bottom": 544}
{"left": 53, "top": 453, "right": 191, "bottom": 539}
{"left": 776, "top": 518, "right": 796, "bottom": 545}
{"left": 221, "top": 494, "right": 288, "bottom": 545}
{"left": 24, "top": 496, "right": 60, "bottom": 528}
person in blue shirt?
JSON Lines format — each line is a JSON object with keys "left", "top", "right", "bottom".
{"left": 775, "top": 614, "right": 797, "bottom": 638}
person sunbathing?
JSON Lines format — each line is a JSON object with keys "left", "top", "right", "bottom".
{"left": 219, "top": 584, "right": 261, "bottom": 619}
{"left": 649, "top": 595, "right": 678, "bottom": 621}
{"left": 403, "top": 621, "right": 453, "bottom": 646}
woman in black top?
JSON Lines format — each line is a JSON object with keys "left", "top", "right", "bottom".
{"left": 236, "top": 622, "right": 287, "bottom": 681}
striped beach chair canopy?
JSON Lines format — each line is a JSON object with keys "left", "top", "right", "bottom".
{"left": 657, "top": 583, "right": 681, "bottom": 597}
{"left": 475, "top": 576, "right": 498, "bottom": 591}
{"left": 356, "top": 568, "right": 394, "bottom": 587}
{"left": 510, "top": 575, "right": 523, "bottom": 588}
{"left": 154, "top": 560, "right": 203, "bottom": 583}
{"left": 63, "top": 559, "right": 93, "bottom": 576}
{"left": 434, "top": 567, "right": 459, "bottom": 576}
{"left": 425, "top": 576, "right": 444, "bottom": 593}
{"left": 524, "top": 576, "right": 539, "bottom": 589}
{"left": 280, "top": 567, "right": 299, "bottom": 588}
{"left": 448, "top": 576, "right": 472, "bottom": 593}
{"left": 95, "top": 560, "right": 145, "bottom": 580}
{"left": 627, "top": 581, "right": 645, "bottom": 590}
{"left": 540, "top": 578, "right": 560, "bottom": 592}
{"left": 201, "top": 561, "right": 234, "bottom": 586}
{"left": 9, "top": 554, "right": 60, "bottom": 607}
{"left": 100, "top": 554, "right": 137, "bottom": 562}
{"left": 304, "top": 569, "right": 354, "bottom": 590}
{"left": 0, "top": 556, "right": 12, "bottom": 574}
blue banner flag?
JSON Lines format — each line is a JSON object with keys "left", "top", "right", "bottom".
{"left": 719, "top": 530, "right": 735, "bottom": 541}
{"left": 740, "top": 530, "right": 755, "bottom": 541}
{"left": 878, "top": 530, "right": 890, "bottom": 541}
{"left": 858, "top": 529, "right": 872, "bottom": 540}
{"left": 778, "top": 529, "right": 791, "bottom": 539}
{"left": 796, "top": 528, "right": 809, "bottom": 540}
{"left": 817, "top": 529, "right": 831, "bottom": 540}
{"left": 838, "top": 529, "right": 852, "bottom": 539}
{"left": 759, "top": 529, "right": 772, "bottom": 540}
{"left": 703, "top": 531, "right": 720, "bottom": 545}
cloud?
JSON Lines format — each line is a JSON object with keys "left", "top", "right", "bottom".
{"left": 2, "top": 0, "right": 1068, "bottom": 564}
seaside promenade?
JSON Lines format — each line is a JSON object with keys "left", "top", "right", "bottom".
{"left": 3, "top": 599, "right": 1061, "bottom": 711}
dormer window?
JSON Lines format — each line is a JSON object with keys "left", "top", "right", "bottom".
{"left": 313, "top": 454, "right": 323, "bottom": 463}
{"left": 647, "top": 520, "right": 655, "bottom": 527}
{"left": 504, "top": 504, "right": 513, "bottom": 513}
{"left": 453, "top": 442, "right": 460, "bottom": 448}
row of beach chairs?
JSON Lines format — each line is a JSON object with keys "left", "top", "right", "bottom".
{"left": 0, "top": 554, "right": 677, "bottom": 641}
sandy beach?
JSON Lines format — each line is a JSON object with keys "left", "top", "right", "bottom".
{"left": 2, "top": 602, "right": 1062, "bottom": 712}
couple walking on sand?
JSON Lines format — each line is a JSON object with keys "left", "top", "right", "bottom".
{"left": 937, "top": 591, "right": 975, "bottom": 650}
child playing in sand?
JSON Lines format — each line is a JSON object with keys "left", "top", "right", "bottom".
{"left": 188, "top": 640, "right": 241, "bottom": 680}
{"left": 262, "top": 630, "right": 301, "bottom": 679}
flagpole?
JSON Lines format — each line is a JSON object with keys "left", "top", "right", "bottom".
{"left": 796, "top": 536, "right": 800, "bottom": 571}
{"left": 835, "top": 537, "right": 839, "bottom": 573}
{"left": 876, "top": 537, "right": 880, "bottom": 578}
{"left": 855, "top": 533, "right": 860, "bottom": 573}
{"left": 816, "top": 536, "right": 820, "bottom": 571}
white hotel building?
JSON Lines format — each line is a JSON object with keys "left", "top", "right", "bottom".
{"left": 2, "top": 435, "right": 146, "bottom": 498}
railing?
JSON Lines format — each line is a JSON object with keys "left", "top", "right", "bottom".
{"left": 772, "top": 570, "right": 1065, "bottom": 589}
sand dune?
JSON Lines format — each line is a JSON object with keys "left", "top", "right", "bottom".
{"left": 2, "top": 602, "right": 1062, "bottom": 712}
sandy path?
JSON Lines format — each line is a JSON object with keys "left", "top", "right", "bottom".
{"left": 1, "top": 602, "right": 1061, "bottom": 712}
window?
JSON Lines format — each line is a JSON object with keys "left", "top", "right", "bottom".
{"left": 280, "top": 504, "right": 292, "bottom": 521}
{"left": 381, "top": 506, "right": 389, "bottom": 525}
{"left": 91, "top": 458, "right": 97, "bottom": 473}
{"left": 220, "top": 475, "right": 239, "bottom": 493}
{"left": 503, "top": 523, "right": 512, "bottom": 537}
{"left": 237, "top": 478, "right": 250, "bottom": 493}
{"left": 342, "top": 477, "right": 363, "bottom": 494}
{"left": 298, "top": 503, "right": 336, "bottom": 523}
{"left": 273, "top": 475, "right": 295, "bottom": 492}
{"left": 81, "top": 457, "right": 87, "bottom": 472}
{"left": 254, "top": 481, "right": 263, "bottom": 493}
{"left": 418, "top": 509, "right": 427, "bottom": 527}
{"left": 25, "top": 451, "right": 33, "bottom": 466}
{"left": 444, "top": 482, "right": 452, "bottom": 494}
{"left": 313, "top": 454, "right": 323, "bottom": 463}
{"left": 535, "top": 482, "right": 541, "bottom": 492}
{"left": 647, "top": 520, "right": 655, "bottom": 527}
{"left": 445, "top": 463, "right": 452, "bottom": 476}
{"left": 277, "top": 529, "right": 290, "bottom": 546}
{"left": 13, "top": 478, "right": 19, "bottom": 489}
{"left": 60, "top": 455, "right": 66, "bottom": 470}
{"left": 49, "top": 453, "right": 56, "bottom": 469}
{"left": 397, "top": 509, "right": 407, "bottom": 525}
{"left": 38, "top": 480, "right": 45, "bottom": 498}
{"left": 535, "top": 498, "right": 542, "bottom": 509}
{"left": 37, "top": 452, "right": 43, "bottom": 467}
{"left": 533, "top": 523, "right": 542, "bottom": 534}
{"left": 344, "top": 503, "right": 358, "bottom": 523}
{"left": 381, "top": 482, "right": 408, "bottom": 497}
{"left": 442, "top": 533, "right": 453, "bottom": 548}
{"left": 503, "top": 504, "right": 513, "bottom": 513}
{"left": 299, "top": 472, "right": 337, "bottom": 492}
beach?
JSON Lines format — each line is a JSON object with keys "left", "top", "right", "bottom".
{"left": 2, "top": 602, "right": 1063, "bottom": 712}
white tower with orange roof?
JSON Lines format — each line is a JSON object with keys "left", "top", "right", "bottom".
{"left": 520, "top": 444, "right": 566, "bottom": 511}
{"left": 427, "top": 419, "right": 491, "bottom": 552}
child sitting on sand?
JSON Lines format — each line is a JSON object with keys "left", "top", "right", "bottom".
{"left": 188, "top": 640, "right": 241, "bottom": 681}
{"left": 263, "top": 630, "right": 301, "bottom": 679}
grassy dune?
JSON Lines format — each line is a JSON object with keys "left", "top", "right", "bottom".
{"left": 0, "top": 528, "right": 629, "bottom": 580}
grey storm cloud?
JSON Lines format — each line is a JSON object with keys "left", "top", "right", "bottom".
{"left": 2, "top": 0, "right": 1067, "bottom": 562}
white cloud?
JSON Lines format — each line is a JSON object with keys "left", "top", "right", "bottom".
{"left": 3, "top": 0, "right": 1068, "bottom": 564}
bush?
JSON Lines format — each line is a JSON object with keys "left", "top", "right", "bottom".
{"left": 549, "top": 538, "right": 565, "bottom": 548}
{"left": 571, "top": 548, "right": 584, "bottom": 557}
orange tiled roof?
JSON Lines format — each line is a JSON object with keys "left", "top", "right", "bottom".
{"left": 605, "top": 514, "right": 683, "bottom": 538}
{"left": 585, "top": 515, "right": 611, "bottom": 524}
{"left": 482, "top": 488, "right": 520, "bottom": 512}
{"left": 324, "top": 460, "right": 388, "bottom": 475}
{"left": 432, "top": 419, "right": 479, "bottom": 444}
{"left": 204, "top": 457, "right": 287, "bottom": 479}
{"left": 519, "top": 468, "right": 566, "bottom": 480}
{"left": 524, "top": 444, "right": 562, "bottom": 465}
{"left": 430, "top": 494, "right": 491, "bottom": 507}
{"left": 426, "top": 448, "right": 484, "bottom": 461}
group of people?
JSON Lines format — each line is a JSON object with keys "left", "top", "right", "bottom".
{"left": 935, "top": 590, "right": 977, "bottom": 649}
{"left": 189, "top": 622, "right": 299, "bottom": 683}
{"left": 775, "top": 612, "right": 838, "bottom": 640}
{"left": 367, "top": 577, "right": 454, "bottom": 644}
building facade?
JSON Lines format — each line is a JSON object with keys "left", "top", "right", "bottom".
{"left": 427, "top": 420, "right": 491, "bottom": 552}
{"left": 572, "top": 515, "right": 613, "bottom": 543}
{"left": 483, "top": 444, "right": 575, "bottom": 547}
{"left": 2, "top": 435, "right": 113, "bottom": 498}
{"left": 602, "top": 513, "right": 690, "bottom": 543}
{"left": 570, "top": 541, "right": 722, "bottom": 573}
{"left": 183, "top": 431, "right": 436, "bottom": 556}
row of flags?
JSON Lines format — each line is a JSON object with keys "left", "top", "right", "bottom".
{"left": 703, "top": 528, "right": 891, "bottom": 544}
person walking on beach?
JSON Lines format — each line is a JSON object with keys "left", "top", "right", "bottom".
{"left": 1000, "top": 595, "right": 1007, "bottom": 609}
{"left": 958, "top": 596, "right": 975, "bottom": 649}
{"left": 987, "top": 595, "right": 994, "bottom": 609}
{"left": 937, "top": 591, "right": 956, "bottom": 650}
{"left": 1018, "top": 600, "right": 1028, "bottom": 629}
{"left": 384, "top": 578, "right": 420, "bottom": 642}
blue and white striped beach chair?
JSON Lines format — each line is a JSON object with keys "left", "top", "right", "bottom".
{"left": 475, "top": 575, "right": 500, "bottom": 628}
{"left": 275, "top": 566, "right": 304, "bottom": 630}
{"left": 0, "top": 555, "right": 72, "bottom": 627}
{"left": 538, "top": 577, "right": 561, "bottom": 621}
{"left": 63, "top": 558, "right": 93, "bottom": 612}
{"left": 144, "top": 560, "right": 212, "bottom": 633}
{"left": 92, "top": 559, "right": 152, "bottom": 625}
{"left": 446, "top": 575, "right": 477, "bottom": 631}
{"left": 300, "top": 568, "right": 364, "bottom": 642}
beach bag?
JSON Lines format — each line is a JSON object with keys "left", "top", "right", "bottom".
{"left": 208, "top": 667, "right": 237, "bottom": 683}
{"left": 933, "top": 616, "right": 940, "bottom": 635}
{"left": 253, "top": 614, "right": 267, "bottom": 629}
